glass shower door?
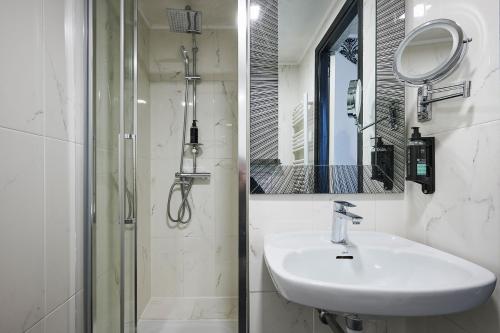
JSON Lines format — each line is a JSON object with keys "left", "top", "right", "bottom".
{"left": 92, "top": 0, "right": 137, "bottom": 332}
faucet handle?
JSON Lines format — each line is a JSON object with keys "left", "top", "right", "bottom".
{"left": 334, "top": 201, "right": 356, "bottom": 213}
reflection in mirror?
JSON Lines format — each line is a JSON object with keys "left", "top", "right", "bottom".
{"left": 322, "top": 14, "right": 360, "bottom": 168}
{"left": 347, "top": 79, "right": 362, "bottom": 121}
{"left": 400, "top": 27, "right": 454, "bottom": 78}
{"left": 249, "top": 0, "right": 406, "bottom": 194}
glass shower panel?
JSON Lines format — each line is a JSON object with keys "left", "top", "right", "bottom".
{"left": 93, "top": 0, "right": 137, "bottom": 331}
{"left": 123, "top": 0, "right": 137, "bottom": 331}
{"left": 93, "top": 0, "right": 121, "bottom": 331}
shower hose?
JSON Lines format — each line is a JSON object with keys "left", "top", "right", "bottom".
{"left": 167, "top": 177, "right": 193, "bottom": 224}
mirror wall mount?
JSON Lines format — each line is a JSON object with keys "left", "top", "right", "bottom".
{"left": 348, "top": 79, "right": 398, "bottom": 132}
{"left": 393, "top": 19, "right": 472, "bottom": 122}
{"left": 417, "top": 80, "right": 471, "bottom": 122}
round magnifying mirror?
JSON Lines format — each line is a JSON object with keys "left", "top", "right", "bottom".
{"left": 393, "top": 19, "right": 468, "bottom": 85}
{"left": 347, "top": 79, "right": 362, "bottom": 120}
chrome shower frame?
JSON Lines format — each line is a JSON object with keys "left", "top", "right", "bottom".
{"left": 84, "top": 0, "right": 250, "bottom": 331}
{"left": 237, "top": 0, "right": 250, "bottom": 332}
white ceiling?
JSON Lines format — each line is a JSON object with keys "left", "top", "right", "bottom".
{"left": 139, "top": 0, "right": 238, "bottom": 29}
{"left": 279, "top": 0, "right": 338, "bottom": 64}
{"left": 139, "top": 0, "right": 337, "bottom": 63}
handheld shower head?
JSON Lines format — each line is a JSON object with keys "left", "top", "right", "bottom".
{"left": 180, "top": 46, "right": 190, "bottom": 75}
{"left": 180, "top": 46, "right": 189, "bottom": 63}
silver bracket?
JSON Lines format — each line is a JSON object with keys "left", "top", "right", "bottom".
{"left": 124, "top": 133, "right": 136, "bottom": 140}
{"left": 417, "top": 81, "right": 471, "bottom": 122}
{"left": 124, "top": 217, "right": 136, "bottom": 225}
{"left": 351, "top": 101, "right": 398, "bottom": 132}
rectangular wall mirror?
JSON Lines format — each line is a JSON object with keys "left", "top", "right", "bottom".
{"left": 249, "top": 0, "right": 406, "bottom": 194}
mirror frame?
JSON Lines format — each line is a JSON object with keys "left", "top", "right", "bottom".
{"left": 393, "top": 19, "right": 467, "bottom": 85}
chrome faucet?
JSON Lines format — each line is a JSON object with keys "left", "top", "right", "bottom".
{"left": 331, "top": 201, "right": 363, "bottom": 244}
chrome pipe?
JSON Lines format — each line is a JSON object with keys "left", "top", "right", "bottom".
{"left": 192, "top": 33, "right": 198, "bottom": 122}
{"left": 318, "top": 311, "right": 345, "bottom": 333}
{"left": 175, "top": 172, "right": 211, "bottom": 179}
{"left": 118, "top": 1, "right": 125, "bottom": 332}
{"left": 180, "top": 77, "right": 189, "bottom": 172}
{"left": 191, "top": 33, "right": 199, "bottom": 173}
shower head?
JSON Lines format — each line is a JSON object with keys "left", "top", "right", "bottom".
{"left": 166, "top": 6, "right": 202, "bottom": 34}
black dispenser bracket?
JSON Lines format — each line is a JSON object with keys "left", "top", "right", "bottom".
{"left": 406, "top": 127, "right": 435, "bottom": 194}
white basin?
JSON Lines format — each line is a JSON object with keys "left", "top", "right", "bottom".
{"left": 264, "top": 231, "right": 496, "bottom": 316}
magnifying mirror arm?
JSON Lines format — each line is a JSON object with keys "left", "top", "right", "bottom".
{"left": 418, "top": 80, "right": 471, "bottom": 121}
{"left": 355, "top": 103, "right": 398, "bottom": 132}
{"left": 357, "top": 116, "right": 386, "bottom": 132}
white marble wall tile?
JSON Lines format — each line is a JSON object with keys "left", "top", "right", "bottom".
{"left": 151, "top": 237, "right": 183, "bottom": 297}
{"left": 0, "top": 0, "right": 85, "bottom": 331}
{"left": 43, "top": 0, "right": 85, "bottom": 142}
{"left": 0, "top": 128, "right": 44, "bottom": 333}
{"left": 0, "top": 0, "right": 43, "bottom": 135}
{"left": 75, "top": 143, "right": 84, "bottom": 292}
{"left": 45, "top": 138, "right": 78, "bottom": 313}
{"left": 249, "top": 292, "right": 313, "bottom": 333}
{"left": 214, "top": 159, "right": 238, "bottom": 237}
{"left": 183, "top": 236, "right": 216, "bottom": 296}
{"left": 405, "top": 121, "right": 500, "bottom": 333}
{"left": 214, "top": 82, "right": 238, "bottom": 160}
{"left": 44, "top": 295, "right": 77, "bottom": 333}
{"left": 25, "top": 321, "right": 44, "bottom": 333}
{"left": 374, "top": 194, "right": 406, "bottom": 237}
{"left": 214, "top": 251, "right": 238, "bottom": 296}
{"left": 405, "top": 0, "right": 500, "bottom": 134}
{"left": 149, "top": 29, "right": 237, "bottom": 81}
{"left": 249, "top": 197, "right": 316, "bottom": 293}
{"left": 406, "top": 121, "right": 500, "bottom": 275}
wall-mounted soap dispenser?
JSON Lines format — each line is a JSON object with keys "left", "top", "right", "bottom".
{"left": 371, "top": 137, "right": 394, "bottom": 190}
{"left": 406, "top": 127, "right": 435, "bottom": 194}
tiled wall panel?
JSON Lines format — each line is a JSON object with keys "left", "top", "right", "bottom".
{"left": 0, "top": 0, "right": 85, "bottom": 332}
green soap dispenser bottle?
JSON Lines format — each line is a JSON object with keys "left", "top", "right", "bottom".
{"left": 406, "top": 127, "right": 435, "bottom": 194}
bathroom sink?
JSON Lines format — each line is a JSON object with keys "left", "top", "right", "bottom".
{"left": 264, "top": 231, "right": 496, "bottom": 316}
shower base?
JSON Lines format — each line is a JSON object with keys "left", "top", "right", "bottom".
{"left": 139, "top": 297, "right": 237, "bottom": 332}
{"left": 137, "top": 320, "right": 237, "bottom": 333}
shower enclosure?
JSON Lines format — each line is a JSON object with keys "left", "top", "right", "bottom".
{"left": 86, "top": 0, "right": 244, "bottom": 332}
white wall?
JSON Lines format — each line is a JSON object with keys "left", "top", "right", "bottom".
{"left": 250, "top": 0, "right": 500, "bottom": 332}
{"left": 0, "top": 0, "right": 85, "bottom": 332}
{"left": 403, "top": 0, "right": 500, "bottom": 332}
{"left": 249, "top": 194, "right": 406, "bottom": 333}
{"left": 142, "top": 28, "right": 239, "bottom": 321}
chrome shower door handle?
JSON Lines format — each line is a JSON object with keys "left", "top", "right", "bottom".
{"left": 123, "top": 133, "right": 137, "bottom": 225}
